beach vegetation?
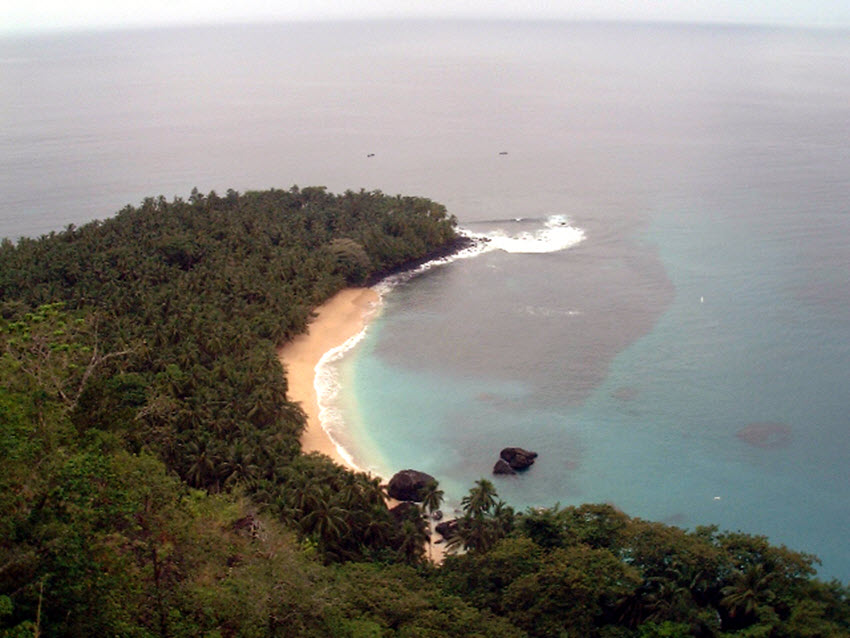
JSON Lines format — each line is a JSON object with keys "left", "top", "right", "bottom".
{"left": 0, "top": 187, "right": 847, "bottom": 636}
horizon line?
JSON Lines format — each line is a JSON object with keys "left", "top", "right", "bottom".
{"left": 3, "top": 15, "right": 849, "bottom": 38}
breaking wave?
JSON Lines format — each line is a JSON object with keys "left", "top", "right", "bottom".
{"left": 466, "top": 214, "right": 586, "bottom": 254}
{"left": 314, "top": 327, "right": 373, "bottom": 473}
{"left": 373, "top": 214, "right": 585, "bottom": 295}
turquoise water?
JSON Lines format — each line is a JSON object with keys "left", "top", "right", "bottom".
{"left": 338, "top": 203, "right": 849, "bottom": 580}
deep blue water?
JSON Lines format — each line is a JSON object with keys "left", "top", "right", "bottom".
{"left": 2, "top": 21, "right": 848, "bottom": 579}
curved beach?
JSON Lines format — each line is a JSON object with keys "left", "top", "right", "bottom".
{"left": 278, "top": 287, "right": 380, "bottom": 470}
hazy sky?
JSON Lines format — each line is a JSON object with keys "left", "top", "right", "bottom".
{"left": 3, "top": 0, "right": 850, "bottom": 34}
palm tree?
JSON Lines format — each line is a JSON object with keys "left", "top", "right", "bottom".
{"left": 419, "top": 480, "right": 444, "bottom": 560}
{"left": 290, "top": 478, "right": 324, "bottom": 514}
{"left": 461, "top": 478, "right": 497, "bottom": 518}
{"left": 301, "top": 492, "right": 349, "bottom": 554}
{"left": 219, "top": 440, "right": 260, "bottom": 488}
{"left": 420, "top": 480, "right": 444, "bottom": 518}
{"left": 444, "top": 513, "right": 496, "bottom": 555}
{"left": 337, "top": 473, "right": 362, "bottom": 510}
{"left": 397, "top": 517, "right": 428, "bottom": 565}
{"left": 491, "top": 500, "right": 515, "bottom": 537}
{"left": 720, "top": 563, "right": 776, "bottom": 623}
{"left": 362, "top": 475, "right": 387, "bottom": 508}
{"left": 360, "top": 505, "right": 393, "bottom": 549}
{"left": 644, "top": 576, "right": 694, "bottom": 623}
{"left": 184, "top": 437, "right": 216, "bottom": 489}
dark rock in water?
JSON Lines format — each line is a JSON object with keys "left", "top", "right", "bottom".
{"left": 612, "top": 386, "right": 639, "bottom": 401}
{"left": 431, "top": 509, "right": 443, "bottom": 521}
{"left": 387, "top": 469, "right": 437, "bottom": 502}
{"left": 389, "top": 501, "right": 420, "bottom": 524}
{"left": 493, "top": 458, "right": 517, "bottom": 475}
{"left": 435, "top": 519, "right": 458, "bottom": 540}
{"left": 736, "top": 422, "right": 793, "bottom": 449}
{"left": 500, "top": 447, "right": 538, "bottom": 470}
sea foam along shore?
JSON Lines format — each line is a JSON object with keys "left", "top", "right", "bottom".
{"left": 280, "top": 215, "right": 586, "bottom": 475}
{"left": 278, "top": 287, "right": 380, "bottom": 472}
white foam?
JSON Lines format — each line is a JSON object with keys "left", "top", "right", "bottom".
{"left": 371, "top": 233, "right": 488, "bottom": 296}
{"left": 373, "top": 215, "right": 585, "bottom": 295}
{"left": 465, "top": 214, "right": 585, "bottom": 255}
{"left": 521, "top": 305, "right": 582, "bottom": 318}
{"left": 313, "top": 313, "right": 376, "bottom": 473}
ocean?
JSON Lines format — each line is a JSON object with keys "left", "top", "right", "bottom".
{"left": 2, "top": 21, "right": 848, "bottom": 580}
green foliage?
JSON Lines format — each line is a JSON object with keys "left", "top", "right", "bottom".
{"left": 331, "top": 563, "right": 525, "bottom": 637}
{"left": 259, "top": 453, "right": 399, "bottom": 563}
{"left": 440, "top": 536, "right": 543, "bottom": 613}
{"left": 503, "top": 544, "right": 641, "bottom": 637}
{"left": 638, "top": 620, "right": 693, "bottom": 637}
{"left": 447, "top": 479, "right": 514, "bottom": 555}
{"left": 329, "top": 238, "right": 372, "bottom": 284}
{"left": 0, "top": 187, "right": 459, "bottom": 496}
{"left": 439, "top": 501, "right": 849, "bottom": 637}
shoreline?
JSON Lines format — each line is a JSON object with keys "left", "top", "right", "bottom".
{"left": 277, "top": 239, "right": 482, "bottom": 564}
{"left": 278, "top": 287, "right": 380, "bottom": 472}
{"left": 279, "top": 235, "right": 482, "bottom": 473}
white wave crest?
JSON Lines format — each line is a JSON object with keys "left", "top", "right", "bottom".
{"left": 468, "top": 214, "right": 585, "bottom": 254}
{"left": 313, "top": 325, "right": 373, "bottom": 472}
{"left": 373, "top": 215, "right": 584, "bottom": 295}
{"left": 520, "top": 305, "right": 582, "bottom": 318}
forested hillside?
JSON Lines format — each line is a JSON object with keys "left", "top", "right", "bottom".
{"left": 0, "top": 186, "right": 459, "bottom": 491}
{"left": 1, "top": 188, "right": 847, "bottom": 637}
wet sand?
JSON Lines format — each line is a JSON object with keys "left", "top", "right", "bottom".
{"left": 278, "top": 287, "right": 380, "bottom": 469}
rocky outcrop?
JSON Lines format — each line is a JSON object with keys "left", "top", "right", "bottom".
{"left": 435, "top": 519, "right": 458, "bottom": 540}
{"left": 365, "top": 236, "right": 479, "bottom": 287}
{"left": 387, "top": 469, "right": 437, "bottom": 502}
{"left": 493, "top": 458, "right": 517, "bottom": 475}
{"left": 500, "top": 447, "right": 538, "bottom": 471}
{"left": 231, "top": 514, "right": 260, "bottom": 538}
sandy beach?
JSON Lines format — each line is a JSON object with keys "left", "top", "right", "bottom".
{"left": 278, "top": 287, "right": 380, "bottom": 469}
{"left": 278, "top": 287, "right": 446, "bottom": 563}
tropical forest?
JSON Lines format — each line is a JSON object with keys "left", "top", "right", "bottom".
{"left": 0, "top": 187, "right": 847, "bottom": 637}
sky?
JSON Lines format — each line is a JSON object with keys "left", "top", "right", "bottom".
{"left": 2, "top": 0, "right": 850, "bottom": 34}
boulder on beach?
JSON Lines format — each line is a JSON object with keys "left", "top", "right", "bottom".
{"left": 435, "top": 519, "right": 458, "bottom": 540}
{"left": 387, "top": 469, "right": 437, "bottom": 502}
{"left": 500, "top": 447, "right": 538, "bottom": 470}
{"left": 493, "top": 458, "right": 517, "bottom": 475}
